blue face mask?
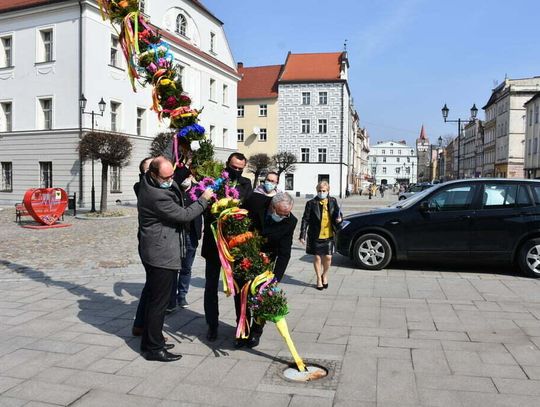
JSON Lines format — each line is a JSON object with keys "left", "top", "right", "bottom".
{"left": 318, "top": 192, "right": 328, "bottom": 199}
{"left": 160, "top": 180, "right": 173, "bottom": 189}
{"left": 271, "top": 212, "right": 284, "bottom": 222}
{"left": 264, "top": 181, "right": 276, "bottom": 192}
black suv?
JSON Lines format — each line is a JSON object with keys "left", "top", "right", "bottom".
{"left": 336, "top": 179, "right": 540, "bottom": 278}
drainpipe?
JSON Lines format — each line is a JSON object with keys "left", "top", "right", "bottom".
{"left": 78, "top": 0, "right": 84, "bottom": 205}
{"left": 339, "top": 83, "right": 344, "bottom": 198}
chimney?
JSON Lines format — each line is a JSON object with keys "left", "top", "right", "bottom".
{"left": 237, "top": 62, "right": 243, "bottom": 69}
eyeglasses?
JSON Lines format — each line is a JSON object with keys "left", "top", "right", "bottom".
{"left": 158, "top": 173, "right": 174, "bottom": 181}
{"left": 266, "top": 179, "right": 278, "bottom": 184}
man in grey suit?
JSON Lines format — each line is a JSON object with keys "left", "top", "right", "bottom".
{"left": 137, "top": 156, "right": 213, "bottom": 362}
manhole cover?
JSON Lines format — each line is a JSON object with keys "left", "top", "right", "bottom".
{"left": 262, "top": 358, "right": 341, "bottom": 391}
{"left": 283, "top": 365, "right": 328, "bottom": 382}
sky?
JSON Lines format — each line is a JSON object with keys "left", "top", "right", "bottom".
{"left": 203, "top": 0, "right": 540, "bottom": 146}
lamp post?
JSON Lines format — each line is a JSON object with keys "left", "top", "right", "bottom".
{"left": 437, "top": 136, "right": 443, "bottom": 181}
{"left": 441, "top": 103, "right": 478, "bottom": 179}
{"left": 79, "top": 94, "right": 106, "bottom": 212}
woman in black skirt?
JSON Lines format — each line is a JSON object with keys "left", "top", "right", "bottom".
{"left": 299, "top": 181, "right": 342, "bottom": 290}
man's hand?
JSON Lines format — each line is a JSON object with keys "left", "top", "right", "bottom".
{"left": 299, "top": 238, "right": 306, "bottom": 245}
{"left": 201, "top": 188, "right": 214, "bottom": 202}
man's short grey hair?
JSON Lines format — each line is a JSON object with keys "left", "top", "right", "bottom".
{"left": 271, "top": 192, "right": 294, "bottom": 208}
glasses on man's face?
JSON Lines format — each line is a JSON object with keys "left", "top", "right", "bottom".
{"left": 158, "top": 173, "right": 174, "bottom": 181}
{"left": 266, "top": 179, "right": 278, "bottom": 184}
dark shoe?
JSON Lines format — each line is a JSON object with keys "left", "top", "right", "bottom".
{"left": 245, "top": 335, "right": 260, "bottom": 349}
{"left": 143, "top": 349, "right": 182, "bottom": 362}
{"left": 165, "top": 306, "right": 177, "bottom": 315}
{"left": 316, "top": 285, "right": 324, "bottom": 291}
{"left": 323, "top": 283, "right": 329, "bottom": 289}
{"left": 233, "top": 338, "right": 246, "bottom": 348}
{"left": 179, "top": 298, "right": 189, "bottom": 308}
{"left": 206, "top": 326, "right": 218, "bottom": 342}
{"left": 141, "top": 343, "right": 174, "bottom": 352}
{"left": 132, "top": 326, "right": 143, "bottom": 336}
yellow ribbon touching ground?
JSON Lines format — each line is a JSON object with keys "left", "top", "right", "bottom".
{"left": 275, "top": 318, "right": 306, "bottom": 372}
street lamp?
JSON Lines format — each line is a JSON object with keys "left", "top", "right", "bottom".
{"left": 441, "top": 103, "right": 478, "bottom": 179}
{"left": 80, "top": 94, "right": 106, "bottom": 212}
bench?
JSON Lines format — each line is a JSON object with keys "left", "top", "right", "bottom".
{"left": 15, "top": 193, "right": 76, "bottom": 223}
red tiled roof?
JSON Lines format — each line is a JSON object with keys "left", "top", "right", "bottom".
{"left": 238, "top": 64, "right": 282, "bottom": 100}
{"left": 419, "top": 125, "right": 427, "bottom": 140}
{"left": 0, "top": 0, "right": 68, "bottom": 13}
{"left": 279, "top": 52, "right": 345, "bottom": 82}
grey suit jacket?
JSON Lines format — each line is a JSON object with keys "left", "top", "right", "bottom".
{"left": 137, "top": 172, "right": 208, "bottom": 270}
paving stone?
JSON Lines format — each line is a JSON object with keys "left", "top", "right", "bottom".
{"left": 55, "top": 345, "right": 115, "bottom": 369}
{"left": 409, "top": 330, "right": 469, "bottom": 341}
{"left": 377, "top": 369, "right": 419, "bottom": 405}
{"left": 289, "top": 394, "right": 334, "bottom": 407}
{"left": 493, "top": 377, "right": 540, "bottom": 395}
{"left": 379, "top": 337, "right": 442, "bottom": 350}
{"left": 128, "top": 366, "right": 192, "bottom": 399}
{"left": 0, "top": 396, "right": 27, "bottom": 406}
{"left": 505, "top": 342, "right": 540, "bottom": 366}
{"left": 0, "top": 376, "right": 23, "bottom": 394}
{"left": 458, "top": 391, "right": 540, "bottom": 407}
{"left": 63, "top": 370, "right": 142, "bottom": 393}
{"left": 416, "top": 373, "right": 497, "bottom": 392}
{"left": 71, "top": 389, "right": 160, "bottom": 407}
{"left": 412, "top": 349, "right": 451, "bottom": 374}
{"left": 219, "top": 360, "right": 271, "bottom": 390}
{"left": 3, "top": 380, "right": 89, "bottom": 405}
{"left": 445, "top": 350, "right": 526, "bottom": 378}
{"left": 417, "top": 388, "right": 464, "bottom": 407}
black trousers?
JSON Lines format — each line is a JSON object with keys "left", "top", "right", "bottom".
{"left": 141, "top": 263, "right": 176, "bottom": 352}
{"left": 204, "top": 258, "right": 221, "bottom": 328}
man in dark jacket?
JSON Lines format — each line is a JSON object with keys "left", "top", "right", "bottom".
{"left": 202, "top": 152, "right": 252, "bottom": 342}
{"left": 237, "top": 192, "right": 297, "bottom": 347}
{"left": 137, "top": 156, "right": 212, "bottom": 362}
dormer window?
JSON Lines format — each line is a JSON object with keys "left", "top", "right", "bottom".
{"left": 176, "top": 14, "right": 187, "bottom": 37}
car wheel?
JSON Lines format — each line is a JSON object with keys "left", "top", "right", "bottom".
{"left": 398, "top": 196, "right": 406, "bottom": 201}
{"left": 518, "top": 238, "right": 540, "bottom": 278}
{"left": 353, "top": 233, "right": 392, "bottom": 270}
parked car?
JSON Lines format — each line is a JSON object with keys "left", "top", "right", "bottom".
{"left": 398, "top": 182, "right": 433, "bottom": 200}
{"left": 336, "top": 178, "right": 540, "bottom": 278}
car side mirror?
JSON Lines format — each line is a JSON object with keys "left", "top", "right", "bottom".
{"left": 419, "top": 201, "right": 429, "bottom": 212}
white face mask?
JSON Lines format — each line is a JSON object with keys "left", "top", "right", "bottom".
{"left": 180, "top": 178, "right": 192, "bottom": 189}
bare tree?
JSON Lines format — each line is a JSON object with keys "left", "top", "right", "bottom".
{"left": 272, "top": 152, "right": 297, "bottom": 178}
{"left": 79, "top": 131, "right": 132, "bottom": 212}
{"left": 247, "top": 153, "right": 271, "bottom": 188}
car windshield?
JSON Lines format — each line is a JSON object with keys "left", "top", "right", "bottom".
{"left": 390, "top": 186, "right": 436, "bottom": 209}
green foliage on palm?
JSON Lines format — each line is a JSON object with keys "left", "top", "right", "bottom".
{"left": 191, "top": 140, "right": 215, "bottom": 168}
{"left": 194, "top": 159, "right": 224, "bottom": 180}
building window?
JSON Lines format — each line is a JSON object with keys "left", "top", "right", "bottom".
{"left": 382, "top": 167, "right": 387, "bottom": 174}
{"left": 39, "top": 161, "right": 52, "bottom": 188}
{"left": 110, "top": 35, "right": 120, "bottom": 67}
{"left": 222, "top": 84, "right": 228, "bottom": 105}
{"left": 237, "top": 129, "right": 244, "bottom": 142}
{"left": 534, "top": 138, "right": 538, "bottom": 155}
{"left": 259, "top": 104, "right": 267, "bottom": 117}
{"left": 319, "top": 91, "right": 327, "bottom": 105}
{"left": 237, "top": 105, "right": 244, "bottom": 117}
{"left": 382, "top": 157, "right": 386, "bottom": 162}
{"left": 110, "top": 101, "right": 120, "bottom": 132}
{"left": 318, "top": 119, "right": 327, "bottom": 134}
{"left": 301, "top": 148, "right": 309, "bottom": 163}
{"left": 390, "top": 149, "right": 393, "bottom": 155}
{"left": 301, "top": 119, "right": 310, "bottom": 133}
{"left": 1, "top": 36, "right": 12, "bottom": 68}
{"left": 407, "top": 156, "right": 410, "bottom": 162}
{"left": 395, "top": 167, "right": 400, "bottom": 174}
{"left": 139, "top": 0, "right": 146, "bottom": 14}
{"left": 285, "top": 174, "right": 294, "bottom": 190}
{"left": 136, "top": 108, "right": 145, "bottom": 136}
{"left": 209, "top": 125, "right": 215, "bottom": 142}
{"left": 530, "top": 109, "right": 534, "bottom": 126}
{"left": 535, "top": 104, "right": 539, "bottom": 124}
{"left": 176, "top": 14, "right": 187, "bottom": 37}
{"left": 110, "top": 166, "right": 121, "bottom": 193}
{"left": 411, "top": 149, "right": 414, "bottom": 155}
{"left": 259, "top": 128, "right": 267, "bottom": 142}
{"left": 318, "top": 148, "right": 327, "bottom": 163}
{"left": 1, "top": 162, "right": 12, "bottom": 192}
{"left": 222, "top": 128, "right": 228, "bottom": 146}
{"left": 397, "top": 157, "right": 400, "bottom": 162}
{"left": 382, "top": 149, "right": 385, "bottom": 154}
{"left": 302, "top": 92, "right": 310, "bottom": 105}
{"left": 39, "top": 29, "right": 53, "bottom": 62}
{"left": 210, "top": 32, "right": 215, "bottom": 53}
{"left": 318, "top": 174, "right": 329, "bottom": 183}
{"left": 1, "top": 102, "right": 12, "bottom": 132}
{"left": 398, "top": 150, "right": 401, "bottom": 155}
{"left": 209, "top": 79, "right": 216, "bottom": 101}
{"left": 39, "top": 98, "right": 52, "bottom": 130}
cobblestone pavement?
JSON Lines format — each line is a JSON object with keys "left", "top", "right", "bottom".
{"left": 1, "top": 195, "right": 540, "bottom": 406}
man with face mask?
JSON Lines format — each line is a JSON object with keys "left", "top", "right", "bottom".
{"left": 137, "top": 157, "right": 213, "bottom": 361}
{"left": 202, "top": 152, "right": 252, "bottom": 342}
{"left": 254, "top": 171, "right": 281, "bottom": 197}
{"left": 236, "top": 191, "right": 297, "bottom": 348}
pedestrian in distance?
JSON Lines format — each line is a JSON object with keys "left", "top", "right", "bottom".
{"left": 380, "top": 184, "right": 385, "bottom": 198}
{"left": 299, "top": 181, "right": 342, "bottom": 290}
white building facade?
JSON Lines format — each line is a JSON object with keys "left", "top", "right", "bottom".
{"left": 524, "top": 93, "right": 540, "bottom": 178}
{"left": 0, "top": 0, "right": 240, "bottom": 206}
{"left": 369, "top": 141, "right": 418, "bottom": 185}
{"left": 277, "top": 52, "right": 351, "bottom": 198}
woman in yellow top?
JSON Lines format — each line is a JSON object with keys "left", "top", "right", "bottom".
{"left": 299, "top": 181, "right": 343, "bottom": 290}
